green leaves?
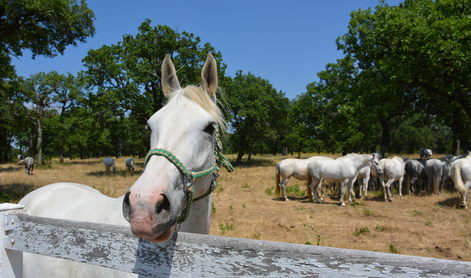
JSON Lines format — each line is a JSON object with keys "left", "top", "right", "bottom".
{"left": 82, "top": 20, "right": 225, "bottom": 125}
{"left": 0, "top": 0, "right": 96, "bottom": 59}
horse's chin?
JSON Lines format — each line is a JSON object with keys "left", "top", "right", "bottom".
{"left": 143, "top": 226, "right": 175, "bottom": 243}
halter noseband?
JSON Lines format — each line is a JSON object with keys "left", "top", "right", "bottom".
{"left": 143, "top": 130, "right": 233, "bottom": 224}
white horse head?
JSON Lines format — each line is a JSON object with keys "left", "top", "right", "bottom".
{"left": 122, "top": 53, "right": 226, "bottom": 243}
{"left": 369, "top": 153, "right": 384, "bottom": 177}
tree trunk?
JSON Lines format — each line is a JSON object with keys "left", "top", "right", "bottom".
{"left": 59, "top": 140, "right": 64, "bottom": 163}
{"left": 453, "top": 139, "right": 461, "bottom": 156}
{"left": 29, "top": 125, "right": 35, "bottom": 157}
{"left": 36, "top": 117, "right": 43, "bottom": 165}
{"left": 379, "top": 117, "right": 390, "bottom": 158}
{"left": 236, "top": 151, "right": 244, "bottom": 166}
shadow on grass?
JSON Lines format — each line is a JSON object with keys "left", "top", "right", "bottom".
{"left": 436, "top": 196, "right": 463, "bottom": 208}
{"left": 86, "top": 170, "right": 142, "bottom": 178}
{"left": 0, "top": 166, "right": 22, "bottom": 173}
{"left": 233, "top": 158, "right": 274, "bottom": 167}
{"left": 0, "top": 183, "right": 37, "bottom": 203}
{"left": 65, "top": 160, "right": 101, "bottom": 166}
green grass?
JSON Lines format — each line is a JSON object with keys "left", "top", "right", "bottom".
{"left": 286, "top": 184, "right": 305, "bottom": 197}
{"left": 389, "top": 244, "right": 398, "bottom": 254}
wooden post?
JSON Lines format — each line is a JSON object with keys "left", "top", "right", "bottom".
{"left": 0, "top": 204, "right": 24, "bottom": 278}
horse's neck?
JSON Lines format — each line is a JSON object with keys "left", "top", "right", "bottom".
{"left": 350, "top": 155, "right": 369, "bottom": 170}
{"left": 178, "top": 176, "right": 212, "bottom": 234}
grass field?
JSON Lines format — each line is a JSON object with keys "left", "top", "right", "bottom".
{"left": 1, "top": 153, "right": 470, "bottom": 261}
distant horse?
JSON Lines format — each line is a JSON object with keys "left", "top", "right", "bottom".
{"left": 21, "top": 157, "right": 34, "bottom": 175}
{"left": 404, "top": 159, "right": 426, "bottom": 194}
{"left": 18, "top": 154, "right": 24, "bottom": 160}
{"left": 125, "top": 158, "right": 135, "bottom": 172}
{"left": 19, "top": 53, "right": 232, "bottom": 277}
{"left": 104, "top": 157, "right": 117, "bottom": 173}
{"left": 380, "top": 156, "right": 405, "bottom": 201}
{"left": 419, "top": 148, "right": 432, "bottom": 160}
{"left": 425, "top": 159, "right": 443, "bottom": 195}
{"left": 307, "top": 153, "right": 383, "bottom": 206}
{"left": 451, "top": 154, "right": 471, "bottom": 209}
{"left": 275, "top": 157, "right": 322, "bottom": 201}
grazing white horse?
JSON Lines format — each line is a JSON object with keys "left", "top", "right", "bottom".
{"left": 104, "top": 157, "right": 117, "bottom": 173}
{"left": 125, "top": 158, "right": 135, "bottom": 172}
{"left": 18, "top": 156, "right": 35, "bottom": 175}
{"left": 419, "top": 148, "right": 432, "bottom": 160}
{"left": 307, "top": 153, "right": 383, "bottom": 206}
{"left": 18, "top": 54, "right": 231, "bottom": 277}
{"left": 275, "top": 156, "right": 325, "bottom": 201}
{"left": 451, "top": 154, "right": 471, "bottom": 209}
{"left": 379, "top": 156, "right": 405, "bottom": 202}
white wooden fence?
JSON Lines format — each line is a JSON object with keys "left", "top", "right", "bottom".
{"left": 1, "top": 203, "right": 470, "bottom": 277}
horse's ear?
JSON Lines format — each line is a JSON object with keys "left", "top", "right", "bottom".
{"left": 201, "top": 53, "right": 218, "bottom": 101}
{"left": 161, "top": 54, "right": 181, "bottom": 98}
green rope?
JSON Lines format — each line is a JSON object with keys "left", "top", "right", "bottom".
{"left": 143, "top": 131, "right": 233, "bottom": 224}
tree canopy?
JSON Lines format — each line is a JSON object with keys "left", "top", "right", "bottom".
{"left": 0, "top": 0, "right": 95, "bottom": 60}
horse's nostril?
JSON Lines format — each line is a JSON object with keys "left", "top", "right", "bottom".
{"left": 122, "top": 190, "right": 131, "bottom": 222}
{"left": 155, "top": 194, "right": 171, "bottom": 220}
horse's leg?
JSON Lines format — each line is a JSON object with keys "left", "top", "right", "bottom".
{"left": 280, "top": 177, "right": 290, "bottom": 201}
{"left": 386, "top": 179, "right": 394, "bottom": 201}
{"left": 358, "top": 178, "right": 365, "bottom": 200}
{"left": 339, "top": 181, "right": 348, "bottom": 207}
{"left": 381, "top": 177, "right": 388, "bottom": 202}
{"left": 364, "top": 175, "right": 370, "bottom": 200}
{"left": 309, "top": 178, "right": 321, "bottom": 204}
{"left": 317, "top": 178, "right": 324, "bottom": 201}
{"left": 410, "top": 176, "right": 418, "bottom": 194}
{"left": 407, "top": 175, "right": 412, "bottom": 195}
{"left": 398, "top": 176, "right": 404, "bottom": 199}
{"left": 427, "top": 176, "right": 433, "bottom": 194}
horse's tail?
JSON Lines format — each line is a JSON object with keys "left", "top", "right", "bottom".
{"left": 275, "top": 163, "right": 281, "bottom": 196}
{"left": 306, "top": 172, "right": 312, "bottom": 200}
{"left": 452, "top": 161, "right": 466, "bottom": 195}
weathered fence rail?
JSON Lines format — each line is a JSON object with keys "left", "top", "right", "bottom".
{"left": 1, "top": 203, "right": 470, "bottom": 277}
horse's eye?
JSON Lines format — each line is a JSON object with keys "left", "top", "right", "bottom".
{"left": 204, "top": 123, "right": 216, "bottom": 134}
{"left": 146, "top": 124, "right": 152, "bottom": 133}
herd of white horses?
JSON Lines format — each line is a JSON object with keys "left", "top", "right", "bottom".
{"left": 275, "top": 148, "right": 471, "bottom": 209}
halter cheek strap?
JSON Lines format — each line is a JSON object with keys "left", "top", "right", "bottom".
{"left": 143, "top": 130, "right": 233, "bottom": 224}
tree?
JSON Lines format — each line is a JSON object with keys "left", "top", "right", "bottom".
{"left": 337, "top": 0, "right": 471, "bottom": 152}
{"left": 0, "top": 0, "right": 95, "bottom": 60}
{"left": 20, "top": 71, "right": 63, "bottom": 164}
{"left": 82, "top": 20, "right": 226, "bottom": 125}
{"left": 52, "top": 73, "right": 89, "bottom": 162}
{"left": 226, "top": 71, "right": 288, "bottom": 165}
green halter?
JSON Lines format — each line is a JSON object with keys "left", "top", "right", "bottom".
{"left": 143, "top": 130, "right": 234, "bottom": 224}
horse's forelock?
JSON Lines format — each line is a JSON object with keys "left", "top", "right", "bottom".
{"left": 168, "top": 85, "right": 226, "bottom": 131}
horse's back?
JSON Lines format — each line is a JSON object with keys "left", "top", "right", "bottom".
{"left": 19, "top": 183, "right": 126, "bottom": 224}
{"left": 382, "top": 157, "right": 404, "bottom": 178}
{"left": 19, "top": 183, "right": 132, "bottom": 278}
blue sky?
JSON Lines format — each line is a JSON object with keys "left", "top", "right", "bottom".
{"left": 11, "top": 0, "right": 403, "bottom": 100}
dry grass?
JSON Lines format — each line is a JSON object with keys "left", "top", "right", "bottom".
{"left": 1, "top": 153, "right": 470, "bottom": 262}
